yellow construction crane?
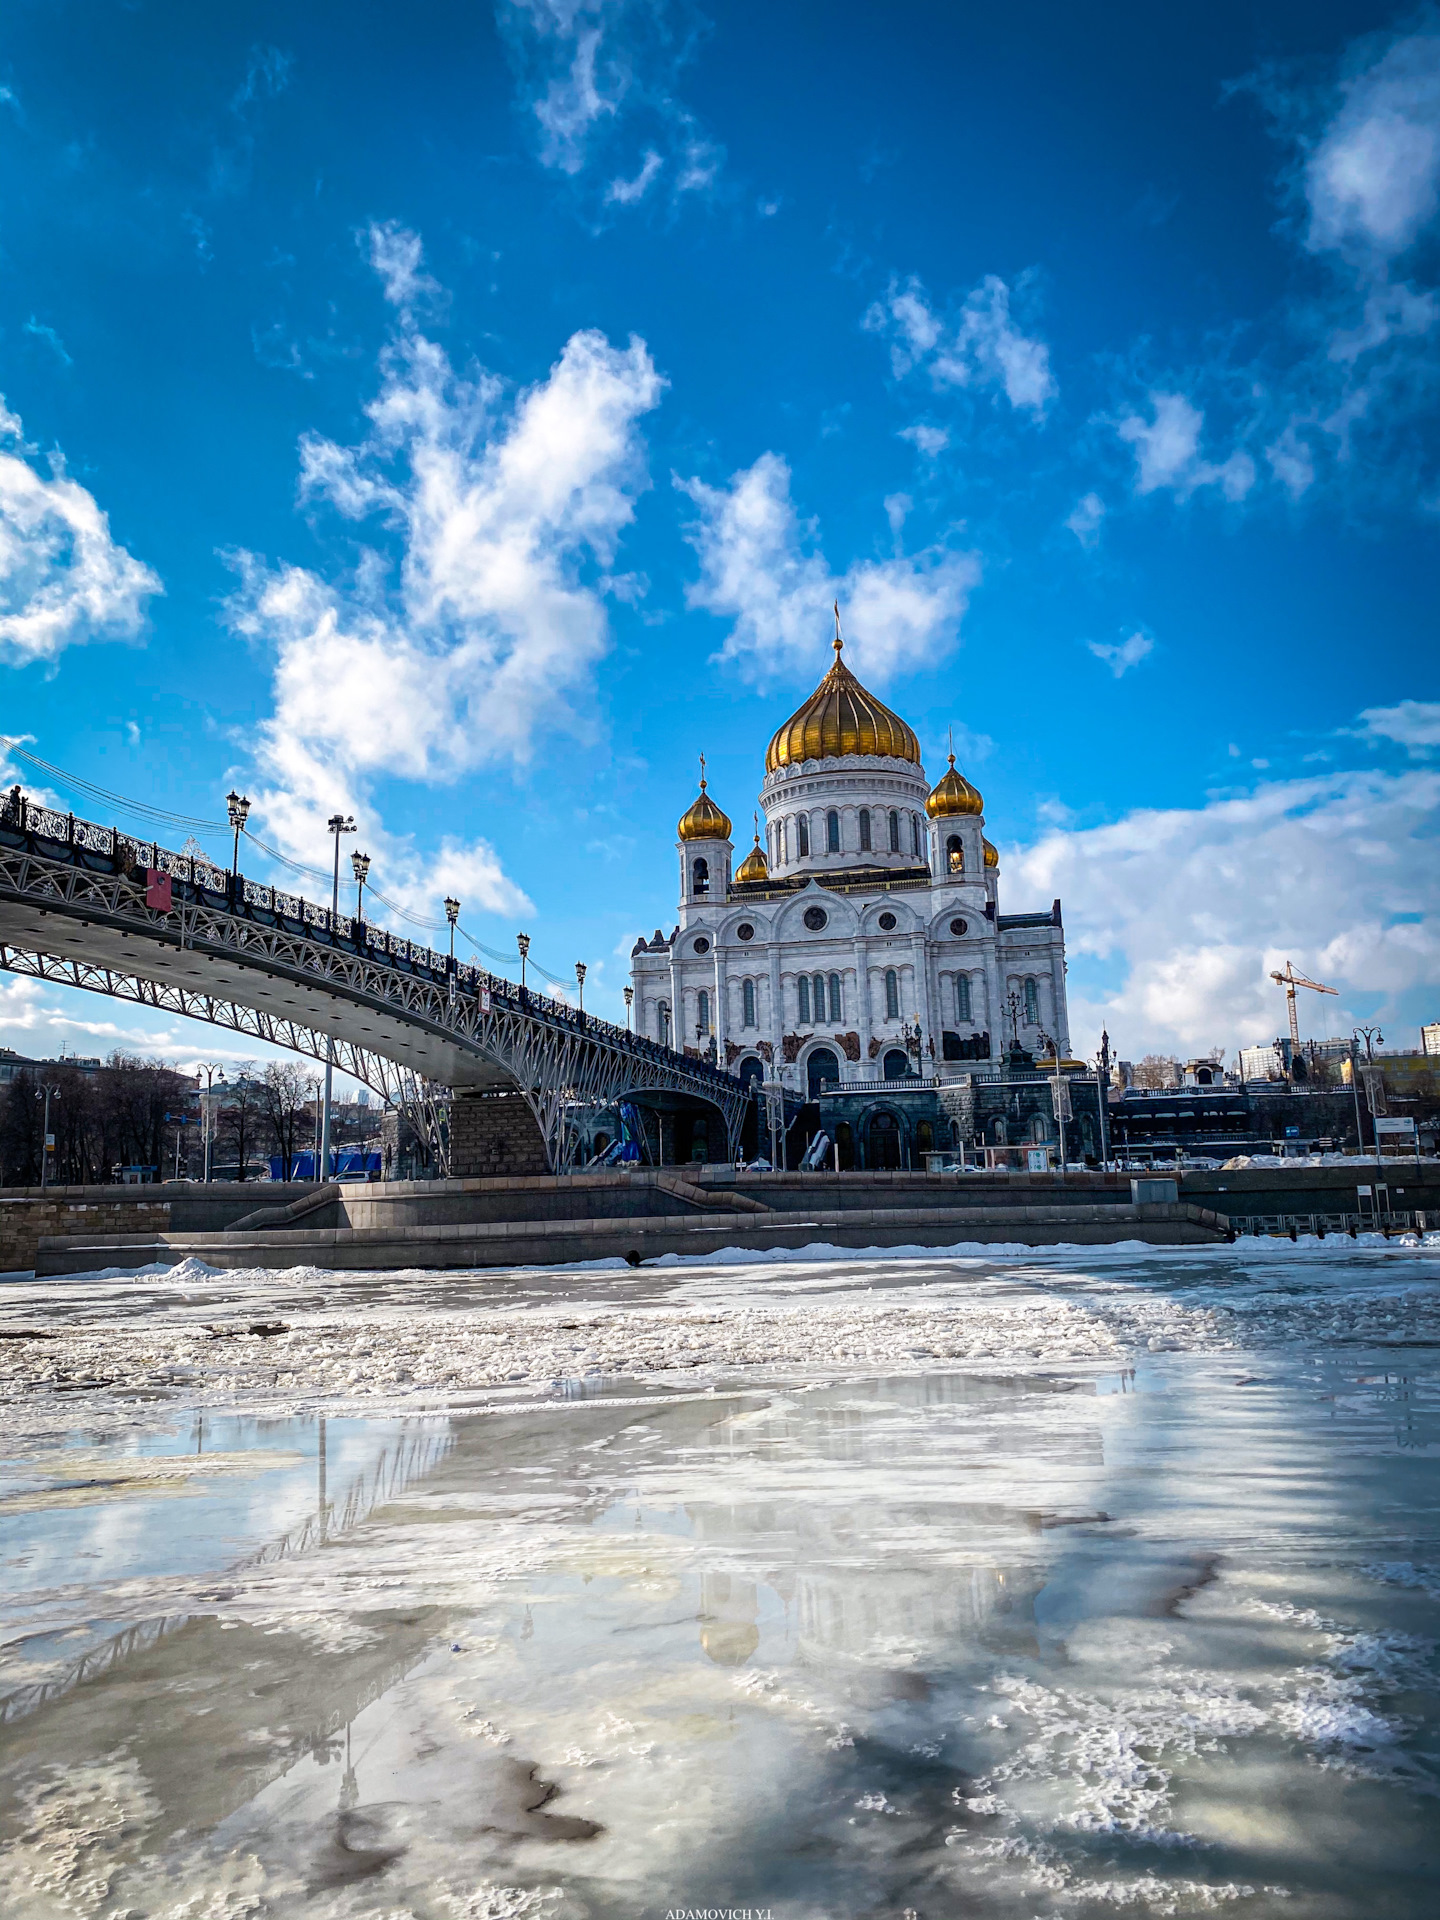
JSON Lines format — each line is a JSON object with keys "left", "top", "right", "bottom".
{"left": 1269, "top": 960, "right": 1338, "bottom": 1052}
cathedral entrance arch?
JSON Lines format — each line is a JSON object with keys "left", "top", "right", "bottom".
{"left": 882, "top": 1047, "right": 910, "bottom": 1080}
{"left": 866, "top": 1109, "right": 902, "bottom": 1170}
{"left": 806, "top": 1047, "right": 840, "bottom": 1101}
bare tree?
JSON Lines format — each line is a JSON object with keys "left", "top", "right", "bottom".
{"left": 216, "top": 1064, "right": 264, "bottom": 1180}
{"left": 1132, "top": 1054, "right": 1180, "bottom": 1090}
{"left": 259, "top": 1062, "right": 316, "bottom": 1180}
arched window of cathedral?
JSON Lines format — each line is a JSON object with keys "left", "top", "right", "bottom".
{"left": 742, "top": 977, "right": 757, "bottom": 1027}
{"left": 828, "top": 972, "right": 842, "bottom": 1022}
{"left": 885, "top": 968, "right": 900, "bottom": 1019}
{"left": 912, "top": 813, "right": 922, "bottom": 857}
{"left": 888, "top": 809, "right": 900, "bottom": 852}
{"left": 826, "top": 809, "right": 840, "bottom": 853}
{"left": 692, "top": 856, "right": 709, "bottom": 896}
{"left": 697, "top": 989, "right": 710, "bottom": 1034}
{"left": 955, "top": 974, "right": 972, "bottom": 1022}
{"left": 812, "top": 972, "right": 827, "bottom": 1021}
{"left": 1024, "top": 977, "right": 1040, "bottom": 1025}
{"left": 659, "top": 1001, "right": 671, "bottom": 1045}
{"left": 797, "top": 974, "right": 811, "bottom": 1024}
{"left": 947, "top": 834, "right": 964, "bottom": 874}
{"left": 859, "top": 808, "right": 872, "bottom": 852}
{"left": 797, "top": 814, "right": 810, "bottom": 857}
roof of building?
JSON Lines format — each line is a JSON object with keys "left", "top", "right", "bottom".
{"left": 677, "top": 778, "right": 733, "bottom": 843}
{"left": 734, "top": 830, "right": 769, "bottom": 884}
{"left": 765, "top": 632, "right": 921, "bottom": 772}
{"left": 926, "top": 754, "right": 984, "bottom": 819}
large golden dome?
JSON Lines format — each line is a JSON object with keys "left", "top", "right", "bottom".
{"left": 926, "top": 754, "right": 984, "bottom": 819}
{"left": 677, "top": 777, "right": 732, "bottom": 842}
{"left": 765, "top": 633, "right": 921, "bottom": 773}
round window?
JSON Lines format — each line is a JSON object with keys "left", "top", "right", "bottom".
{"left": 877, "top": 910, "right": 897, "bottom": 931}
{"left": 693, "top": 936, "right": 710, "bottom": 954}
{"left": 950, "top": 917, "right": 968, "bottom": 936}
{"left": 736, "top": 922, "right": 755, "bottom": 942}
{"left": 803, "top": 905, "right": 828, "bottom": 931}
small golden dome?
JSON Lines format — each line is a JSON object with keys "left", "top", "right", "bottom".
{"left": 926, "top": 753, "right": 984, "bottom": 819}
{"left": 734, "top": 826, "right": 769, "bottom": 884}
{"left": 765, "top": 631, "right": 921, "bottom": 773}
{"left": 983, "top": 836, "right": 999, "bottom": 869}
{"left": 677, "top": 778, "right": 732, "bottom": 842}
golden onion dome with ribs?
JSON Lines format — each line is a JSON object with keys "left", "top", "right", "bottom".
{"left": 765, "top": 633, "right": 921, "bottom": 773}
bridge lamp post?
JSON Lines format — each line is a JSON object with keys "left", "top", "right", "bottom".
{"left": 351, "top": 851, "right": 371, "bottom": 922}
{"left": 575, "top": 962, "right": 586, "bottom": 1016}
{"left": 34, "top": 1083, "right": 61, "bottom": 1191}
{"left": 623, "top": 984, "right": 633, "bottom": 1032}
{"left": 517, "top": 932, "right": 530, "bottom": 991}
{"left": 320, "top": 814, "right": 356, "bottom": 1183}
{"left": 444, "top": 897, "right": 460, "bottom": 961}
{"left": 226, "top": 791, "right": 251, "bottom": 878}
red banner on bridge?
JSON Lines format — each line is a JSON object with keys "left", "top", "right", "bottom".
{"left": 145, "top": 868, "right": 173, "bottom": 912}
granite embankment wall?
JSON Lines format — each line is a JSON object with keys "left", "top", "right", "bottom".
{"left": 8, "top": 1161, "right": 1436, "bottom": 1277}
{"left": 1, "top": 1182, "right": 330, "bottom": 1274}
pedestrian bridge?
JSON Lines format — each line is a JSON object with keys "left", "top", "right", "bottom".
{"left": 0, "top": 790, "right": 751, "bottom": 1169}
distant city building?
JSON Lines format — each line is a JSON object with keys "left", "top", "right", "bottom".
{"left": 631, "top": 628, "right": 1070, "bottom": 1108}
{"left": 1423, "top": 1022, "right": 1440, "bottom": 1057}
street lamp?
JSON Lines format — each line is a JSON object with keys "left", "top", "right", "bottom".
{"left": 623, "top": 984, "right": 633, "bottom": 1032}
{"left": 196, "top": 1061, "right": 225, "bottom": 1184}
{"left": 34, "top": 1082, "right": 61, "bottom": 1191}
{"left": 575, "top": 961, "right": 586, "bottom": 1016}
{"left": 517, "top": 932, "right": 530, "bottom": 990}
{"left": 226, "top": 791, "right": 251, "bottom": 876}
{"left": 1352, "top": 1026, "right": 1385, "bottom": 1165}
{"left": 319, "top": 813, "right": 356, "bottom": 1183}
{"left": 351, "top": 850, "right": 371, "bottom": 921}
{"left": 444, "top": 896, "right": 460, "bottom": 960}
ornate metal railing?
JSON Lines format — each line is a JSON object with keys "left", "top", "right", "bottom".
{"left": 0, "top": 787, "right": 751, "bottom": 1164}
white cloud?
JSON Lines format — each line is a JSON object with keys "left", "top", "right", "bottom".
{"left": 1065, "top": 491, "right": 1106, "bottom": 546}
{"left": 864, "top": 273, "right": 1056, "bottom": 416}
{"left": 229, "top": 227, "right": 663, "bottom": 913}
{"left": 497, "top": 0, "right": 723, "bottom": 205}
{"left": 1264, "top": 423, "right": 1317, "bottom": 497}
{"left": 1087, "top": 631, "right": 1153, "bottom": 678}
{"left": 1305, "top": 32, "right": 1440, "bottom": 265}
{"left": 366, "top": 220, "right": 444, "bottom": 317}
{"left": 678, "top": 449, "right": 980, "bottom": 685}
{"left": 1007, "top": 763, "right": 1440, "bottom": 1058}
{"left": 0, "top": 398, "right": 161, "bottom": 665}
{"left": 1358, "top": 698, "right": 1440, "bottom": 753}
{"left": 1116, "top": 391, "right": 1256, "bottom": 502}
{"left": 899, "top": 423, "right": 949, "bottom": 459}
{"left": 606, "top": 148, "right": 662, "bottom": 204}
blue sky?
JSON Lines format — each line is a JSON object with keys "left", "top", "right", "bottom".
{"left": 1, "top": 0, "right": 1437, "bottom": 1074}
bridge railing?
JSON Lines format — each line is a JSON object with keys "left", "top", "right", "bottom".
{"left": 0, "top": 786, "right": 746, "bottom": 1101}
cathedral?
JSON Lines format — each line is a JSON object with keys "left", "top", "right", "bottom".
{"left": 630, "top": 623, "right": 1071, "bottom": 1109}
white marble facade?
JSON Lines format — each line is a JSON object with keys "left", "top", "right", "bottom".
{"left": 631, "top": 638, "right": 1070, "bottom": 1099}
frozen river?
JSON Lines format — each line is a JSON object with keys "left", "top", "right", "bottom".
{"left": 2, "top": 1239, "right": 1439, "bottom": 1919}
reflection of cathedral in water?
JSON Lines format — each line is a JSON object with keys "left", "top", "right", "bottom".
{"left": 684, "top": 1375, "right": 1096, "bottom": 1669}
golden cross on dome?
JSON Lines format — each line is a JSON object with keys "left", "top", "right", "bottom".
{"left": 833, "top": 601, "right": 843, "bottom": 653}
{"left": 698, "top": 751, "right": 706, "bottom": 789}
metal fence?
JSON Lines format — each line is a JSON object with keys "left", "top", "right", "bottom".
{"left": 1231, "top": 1210, "right": 1435, "bottom": 1239}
